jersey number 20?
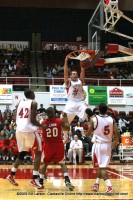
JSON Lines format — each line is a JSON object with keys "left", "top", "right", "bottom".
{"left": 46, "top": 127, "right": 58, "bottom": 137}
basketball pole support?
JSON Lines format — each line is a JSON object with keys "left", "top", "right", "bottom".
{"left": 96, "top": 43, "right": 133, "bottom": 65}
{"left": 103, "top": 0, "right": 133, "bottom": 41}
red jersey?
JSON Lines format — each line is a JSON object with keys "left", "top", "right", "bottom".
{"left": 42, "top": 118, "right": 62, "bottom": 143}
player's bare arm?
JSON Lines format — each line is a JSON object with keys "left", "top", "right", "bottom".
{"left": 61, "top": 112, "right": 70, "bottom": 132}
{"left": 112, "top": 119, "right": 120, "bottom": 148}
{"left": 87, "top": 117, "right": 94, "bottom": 136}
{"left": 80, "top": 66, "right": 85, "bottom": 84}
{"left": 31, "top": 100, "right": 46, "bottom": 128}
{"left": 64, "top": 56, "right": 70, "bottom": 87}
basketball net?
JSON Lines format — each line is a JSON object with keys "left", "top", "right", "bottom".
{"left": 67, "top": 50, "right": 95, "bottom": 61}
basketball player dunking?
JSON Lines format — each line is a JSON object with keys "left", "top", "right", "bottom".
{"left": 63, "top": 56, "right": 91, "bottom": 124}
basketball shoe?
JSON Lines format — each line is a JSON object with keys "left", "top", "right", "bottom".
{"left": 65, "top": 177, "right": 75, "bottom": 191}
{"left": 91, "top": 183, "right": 99, "bottom": 192}
{"left": 105, "top": 186, "right": 114, "bottom": 194}
{"left": 6, "top": 174, "right": 18, "bottom": 186}
{"left": 29, "top": 179, "right": 44, "bottom": 189}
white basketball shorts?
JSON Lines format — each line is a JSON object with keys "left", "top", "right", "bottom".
{"left": 16, "top": 131, "right": 35, "bottom": 152}
{"left": 92, "top": 142, "right": 111, "bottom": 168}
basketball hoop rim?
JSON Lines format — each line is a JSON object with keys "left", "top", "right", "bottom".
{"left": 67, "top": 49, "right": 95, "bottom": 60}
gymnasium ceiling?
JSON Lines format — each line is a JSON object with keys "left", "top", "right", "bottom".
{"left": 0, "top": 0, "right": 133, "bottom": 11}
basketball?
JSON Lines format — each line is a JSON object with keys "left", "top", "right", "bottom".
{"left": 80, "top": 58, "right": 91, "bottom": 69}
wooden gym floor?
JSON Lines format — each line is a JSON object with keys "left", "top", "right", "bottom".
{"left": 0, "top": 161, "right": 133, "bottom": 200}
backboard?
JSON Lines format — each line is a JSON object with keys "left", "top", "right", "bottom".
{"left": 88, "top": 0, "right": 105, "bottom": 66}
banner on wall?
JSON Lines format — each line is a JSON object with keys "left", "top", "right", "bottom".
{"left": 88, "top": 86, "right": 107, "bottom": 105}
{"left": 0, "top": 41, "right": 29, "bottom": 50}
{"left": 42, "top": 42, "right": 88, "bottom": 51}
{"left": 0, "top": 85, "right": 12, "bottom": 104}
{"left": 50, "top": 85, "right": 88, "bottom": 104}
{"left": 125, "top": 87, "right": 133, "bottom": 105}
{"left": 107, "top": 87, "right": 126, "bottom": 105}
{"left": 50, "top": 85, "right": 68, "bottom": 104}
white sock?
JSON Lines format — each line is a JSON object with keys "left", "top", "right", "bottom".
{"left": 64, "top": 172, "right": 68, "bottom": 177}
{"left": 40, "top": 174, "right": 44, "bottom": 179}
{"left": 105, "top": 179, "right": 112, "bottom": 187}
{"left": 12, "top": 167, "right": 17, "bottom": 172}
{"left": 33, "top": 170, "right": 39, "bottom": 176}
{"left": 95, "top": 178, "right": 100, "bottom": 184}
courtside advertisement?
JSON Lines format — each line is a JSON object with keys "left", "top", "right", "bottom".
{"left": 50, "top": 85, "right": 88, "bottom": 104}
{"left": 0, "top": 85, "right": 12, "bottom": 104}
{"left": 50, "top": 85, "right": 68, "bottom": 104}
{"left": 107, "top": 87, "right": 126, "bottom": 105}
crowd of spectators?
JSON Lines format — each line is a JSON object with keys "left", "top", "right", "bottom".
{"left": 0, "top": 46, "right": 30, "bottom": 78}
{"left": 0, "top": 103, "right": 133, "bottom": 165}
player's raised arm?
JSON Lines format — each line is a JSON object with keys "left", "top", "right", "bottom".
{"left": 64, "top": 56, "right": 70, "bottom": 87}
{"left": 80, "top": 66, "right": 85, "bottom": 84}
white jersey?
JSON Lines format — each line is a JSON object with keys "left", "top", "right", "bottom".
{"left": 91, "top": 114, "right": 113, "bottom": 143}
{"left": 16, "top": 99, "right": 37, "bottom": 132}
{"left": 66, "top": 79, "right": 84, "bottom": 101}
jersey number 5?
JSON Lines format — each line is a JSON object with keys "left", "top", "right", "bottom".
{"left": 104, "top": 125, "right": 110, "bottom": 135}
{"left": 46, "top": 127, "right": 58, "bottom": 137}
{"left": 19, "top": 108, "right": 29, "bottom": 118}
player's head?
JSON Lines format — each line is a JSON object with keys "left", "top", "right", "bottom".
{"left": 99, "top": 103, "right": 108, "bottom": 115}
{"left": 70, "top": 70, "right": 78, "bottom": 81}
{"left": 24, "top": 89, "right": 35, "bottom": 100}
{"left": 46, "top": 107, "right": 55, "bottom": 118}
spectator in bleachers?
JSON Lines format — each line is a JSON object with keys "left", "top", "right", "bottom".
{"left": 68, "top": 130, "right": 74, "bottom": 141}
{"left": 52, "top": 64, "right": 59, "bottom": 76}
{"left": 118, "top": 116, "right": 129, "bottom": 134}
{"left": 4, "top": 112, "right": 12, "bottom": 123}
{"left": 8, "top": 60, "right": 17, "bottom": 74}
{"left": 4, "top": 105, "right": 11, "bottom": 114}
{"left": 3, "top": 119, "right": 10, "bottom": 131}
{"left": 37, "top": 104, "right": 46, "bottom": 114}
{"left": 108, "top": 71, "right": 115, "bottom": 79}
{"left": 0, "top": 135, "right": 10, "bottom": 162}
{"left": 44, "top": 67, "right": 52, "bottom": 78}
{"left": 68, "top": 134, "right": 83, "bottom": 164}
{"left": 57, "top": 63, "right": 64, "bottom": 75}
{"left": 0, "top": 130, "right": 6, "bottom": 140}
{"left": 116, "top": 72, "right": 123, "bottom": 79}
{"left": 74, "top": 122, "right": 84, "bottom": 139}
{"left": 1, "top": 65, "right": 8, "bottom": 77}
{"left": 21, "top": 64, "right": 29, "bottom": 75}
{"left": 110, "top": 64, "right": 118, "bottom": 76}
{"left": 102, "top": 65, "right": 110, "bottom": 74}
{"left": 3, "top": 125, "right": 9, "bottom": 137}
{"left": 8, "top": 124, "right": 16, "bottom": 140}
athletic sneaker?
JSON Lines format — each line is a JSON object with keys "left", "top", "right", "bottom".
{"left": 91, "top": 183, "right": 99, "bottom": 192}
{"left": 65, "top": 178, "right": 75, "bottom": 191}
{"left": 105, "top": 186, "right": 114, "bottom": 194}
{"left": 6, "top": 175, "right": 18, "bottom": 186}
{"left": 29, "top": 179, "right": 44, "bottom": 189}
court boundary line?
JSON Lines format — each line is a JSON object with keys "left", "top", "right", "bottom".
{"left": 107, "top": 169, "right": 133, "bottom": 181}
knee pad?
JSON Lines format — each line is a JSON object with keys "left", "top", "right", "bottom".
{"left": 18, "top": 151, "right": 27, "bottom": 161}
